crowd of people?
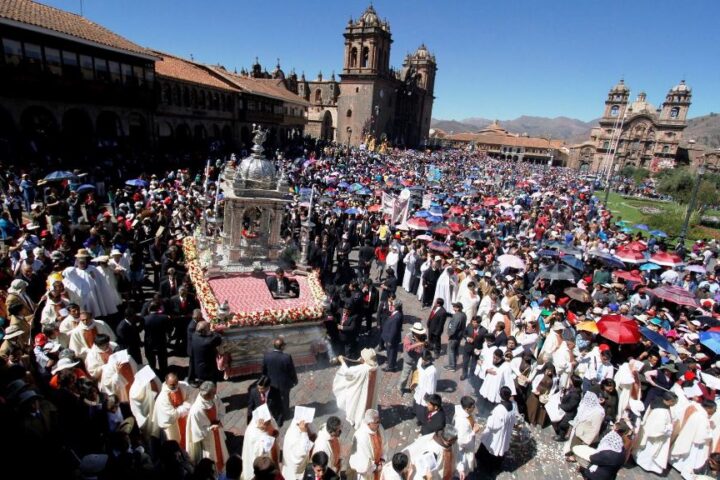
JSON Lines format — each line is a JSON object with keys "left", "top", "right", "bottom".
{"left": 2, "top": 140, "right": 720, "bottom": 480}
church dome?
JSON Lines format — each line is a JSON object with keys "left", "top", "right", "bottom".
{"left": 672, "top": 79, "right": 691, "bottom": 93}
{"left": 360, "top": 5, "right": 380, "bottom": 25}
{"left": 236, "top": 155, "right": 277, "bottom": 189}
{"left": 630, "top": 92, "right": 656, "bottom": 115}
{"left": 415, "top": 44, "right": 429, "bottom": 59}
{"left": 611, "top": 79, "right": 629, "bottom": 93}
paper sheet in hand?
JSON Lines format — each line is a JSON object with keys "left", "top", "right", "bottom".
{"left": 109, "top": 349, "right": 129, "bottom": 365}
{"left": 293, "top": 405, "right": 316, "bottom": 424}
{"left": 133, "top": 365, "right": 157, "bottom": 388}
{"left": 701, "top": 372, "right": 720, "bottom": 391}
{"left": 260, "top": 434, "right": 275, "bottom": 453}
{"left": 415, "top": 452, "right": 437, "bottom": 474}
{"left": 544, "top": 392, "right": 565, "bottom": 423}
{"left": 253, "top": 403, "right": 272, "bottom": 422}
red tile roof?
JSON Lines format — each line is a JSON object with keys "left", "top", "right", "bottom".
{"left": 444, "top": 131, "right": 565, "bottom": 149}
{"left": 153, "top": 52, "right": 239, "bottom": 91}
{"left": 0, "top": 0, "right": 153, "bottom": 58}
{"left": 208, "top": 66, "right": 309, "bottom": 106}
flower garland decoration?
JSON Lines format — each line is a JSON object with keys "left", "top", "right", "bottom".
{"left": 182, "top": 237, "right": 327, "bottom": 329}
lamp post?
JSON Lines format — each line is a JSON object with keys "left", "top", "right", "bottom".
{"left": 679, "top": 139, "right": 703, "bottom": 245}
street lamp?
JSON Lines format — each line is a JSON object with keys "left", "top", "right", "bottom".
{"left": 679, "top": 139, "right": 703, "bottom": 245}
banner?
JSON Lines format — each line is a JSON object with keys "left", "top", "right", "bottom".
{"left": 382, "top": 192, "right": 396, "bottom": 215}
{"left": 392, "top": 189, "right": 411, "bottom": 224}
{"left": 421, "top": 193, "right": 432, "bottom": 209}
{"left": 298, "top": 187, "right": 313, "bottom": 203}
{"left": 427, "top": 165, "right": 442, "bottom": 182}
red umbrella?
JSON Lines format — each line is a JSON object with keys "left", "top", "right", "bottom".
{"left": 367, "top": 204, "right": 382, "bottom": 213}
{"left": 614, "top": 248, "right": 647, "bottom": 264}
{"left": 449, "top": 206, "right": 465, "bottom": 215}
{"left": 483, "top": 197, "right": 499, "bottom": 207}
{"left": 447, "top": 222, "right": 465, "bottom": 233}
{"left": 623, "top": 241, "right": 648, "bottom": 252}
{"left": 407, "top": 217, "right": 431, "bottom": 230}
{"left": 597, "top": 314, "right": 641, "bottom": 344}
{"left": 432, "top": 227, "right": 451, "bottom": 236}
{"left": 428, "top": 241, "right": 451, "bottom": 253}
{"left": 613, "top": 269, "right": 645, "bottom": 284}
{"left": 649, "top": 285, "right": 698, "bottom": 307}
{"left": 649, "top": 251, "right": 684, "bottom": 267}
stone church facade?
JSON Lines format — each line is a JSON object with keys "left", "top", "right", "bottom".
{"left": 569, "top": 79, "right": 691, "bottom": 172}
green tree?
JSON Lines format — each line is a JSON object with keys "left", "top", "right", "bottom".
{"left": 632, "top": 168, "right": 650, "bottom": 183}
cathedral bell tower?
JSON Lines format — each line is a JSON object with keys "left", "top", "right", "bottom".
{"left": 660, "top": 80, "right": 692, "bottom": 122}
{"left": 341, "top": 5, "right": 392, "bottom": 77}
{"left": 602, "top": 79, "right": 630, "bottom": 120}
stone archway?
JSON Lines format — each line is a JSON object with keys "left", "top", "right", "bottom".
{"left": 20, "top": 106, "right": 58, "bottom": 138}
{"left": 62, "top": 108, "right": 94, "bottom": 157}
{"left": 128, "top": 112, "right": 148, "bottom": 146}
{"left": 0, "top": 107, "right": 16, "bottom": 162}
{"left": 320, "top": 110, "right": 334, "bottom": 141}
{"left": 97, "top": 111, "right": 123, "bottom": 141}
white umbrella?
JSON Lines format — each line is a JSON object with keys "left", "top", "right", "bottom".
{"left": 498, "top": 254, "right": 526, "bottom": 271}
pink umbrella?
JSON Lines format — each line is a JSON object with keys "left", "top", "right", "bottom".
{"left": 649, "top": 285, "right": 698, "bottom": 307}
{"left": 407, "top": 217, "right": 431, "bottom": 230}
{"left": 498, "top": 254, "right": 526, "bottom": 271}
{"left": 623, "top": 241, "right": 648, "bottom": 252}
{"left": 649, "top": 251, "right": 684, "bottom": 267}
{"left": 415, "top": 234, "right": 433, "bottom": 242}
{"left": 685, "top": 265, "right": 707, "bottom": 274}
{"left": 613, "top": 269, "right": 645, "bottom": 284}
{"left": 614, "top": 248, "right": 647, "bottom": 264}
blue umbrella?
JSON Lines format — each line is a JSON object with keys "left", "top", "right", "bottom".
{"left": 338, "top": 181, "right": 350, "bottom": 189}
{"left": 429, "top": 207, "right": 445, "bottom": 215}
{"left": 125, "top": 178, "right": 149, "bottom": 188}
{"left": 650, "top": 230, "right": 668, "bottom": 238}
{"left": 345, "top": 208, "right": 360, "bottom": 215}
{"left": 538, "top": 249, "right": 560, "bottom": 258}
{"left": 700, "top": 331, "right": 720, "bottom": 355}
{"left": 44, "top": 170, "right": 74, "bottom": 181}
{"left": 634, "top": 224, "right": 649, "bottom": 231}
{"left": 415, "top": 210, "right": 431, "bottom": 218}
{"left": 357, "top": 188, "right": 373, "bottom": 196}
{"left": 76, "top": 184, "right": 96, "bottom": 194}
{"left": 427, "top": 215, "right": 444, "bottom": 223}
{"left": 561, "top": 256, "right": 585, "bottom": 272}
{"left": 639, "top": 262, "right": 661, "bottom": 271}
{"left": 640, "top": 327, "right": 678, "bottom": 356}
{"left": 621, "top": 227, "right": 633, "bottom": 234}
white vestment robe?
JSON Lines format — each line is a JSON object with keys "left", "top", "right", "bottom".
{"left": 634, "top": 405, "right": 673, "bottom": 474}
{"left": 85, "top": 342, "right": 118, "bottom": 379}
{"left": 416, "top": 260, "right": 431, "bottom": 301}
{"left": 671, "top": 405, "right": 713, "bottom": 480}
{"left": 242, "top": 413, "right": 280, "bottom": 480}
{"left": 402, "top": 251, "right": 418, "bottom": 292}
{"left": 152, "top": 382, "right": 194, "bottom": 448}
{"left": 187, "top": 393, "right": 229, "bottom": 473}
{"left": 313, "top": 426, "right": 342, "bottom": 473}
{"left": 62, "top": 265, "right": 118, "bottom": 317}
{"left": 478, "top": 361, "right": 516, "bottom": 404}
{"left": 413, "top": 360, "right": 437, "bottom": 406}
{"left": 479, "top": 402, "right": 517, "bottom": 457}
{"left": 403, "top": 433, "right": 457, "bottom": 480}
{"left": 380, "top": 463, "right": 403, "bottom": 480}
{"left": 98, "top": 351, "right": 138, "bottom": 403}
{"left": 333, "top": 362, "right": 380, "bottom": 428}
{"left": 453, "top": 405, "right": 477, "bottom": 474}
{"left": 129, "top": 365, "right": 162, "bottom": 437}
{"left": 68, "top": 319, "right": 116, "bottom": 358}
{"left": 97, "top": 264, "right": 122, "bottom": 307}
{"left": 433, "top": 270, "right": 453, "bottom": 308}
{"left": 282, "top": 422, "right": 315, "bottom": 480}
{"left": 614, "top": 360, "right": 642, "bottom": 421}
{"left": 349, "top": 423, "right": 386, "bottom": 480}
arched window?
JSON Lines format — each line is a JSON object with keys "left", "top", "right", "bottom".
{"left": 670, "top": 107, "right": 680, "bottom": 118}
{"left": 416, "top": 73, "right": 424, "bottom": 87}
{"left": 662, "top": 146, "right": 670, "bottom": 153}
{"left": 183, "top": 87, "right": 190, "bottom": 106}
{"left": 350, "top": 47, "right": 358, "bottom": 68}
{"left": 314, "top": 89, "right": 322, "bottom": 104}
{"left": 199, "top": 90, "right": 206, "bottom": 109}
{"left": 346, "top": 109, "right": 352, "bottom": 118}
{"left": 610, "top": 105, "right": 619, "bottom": 116}
{"left": 162, "top": 83, "right": 171, "bottom": 105}
{"left": 361, "top": 47, "right": 369, "bottom": 68}
{"left": 602, "top": 141, "right": 610, "bottom": 149}
{"left": 191, "top": 89, "right": 198, "bottom": 108}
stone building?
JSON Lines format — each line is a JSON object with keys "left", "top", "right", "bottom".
{"left": 298, "top": 71, "right": 340, "bottom": 142}
{"left": 431, "top": 121, "right": 568, "bottom": 166}
{"left": 568, "top": 79, "right": 692, "bottom": 172}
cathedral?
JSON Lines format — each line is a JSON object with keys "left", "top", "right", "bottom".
{"left": 294, "top": 5, "right": 437, "bottom": 147}
{"left": 569, "top": 79, "right": 691, "bottom": 172}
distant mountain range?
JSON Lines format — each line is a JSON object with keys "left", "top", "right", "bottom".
{"left": 431, "top": 113, "right": 720, "bottom": 148}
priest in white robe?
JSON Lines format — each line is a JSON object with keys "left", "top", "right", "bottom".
{"left": 332, "top": 348, "right": 380, "bottom": 428}
{"left": 671, "top": 400, "right": 717, "bottom": 480}
{"left": 62, "top": 248, "right": 118, "bottom": 318}
{"left": 478, "top": 350, "right": 516, "bottom": 405}
{"left": 413, "top": 350, "right": 438, "bottom": 423}
{"left": 349, "top": 409, "right": 386, "bottom": 480}
{"left": 129, "top": 365, "right": 162, "bottom": 440}
{"left": 84, "top": 333, "right": 118, "bottom": 380}
{"left": 453, "top": 397, "right": 480, "bottom": 476}
{"left": 98, "top": 345, "right": 138, "bottom": 403}
{"left": 91, "top": 256, "right": 122, "bottom": 309}
{"left": 614, "top": 359, "right": 643, "bottom": 421}
{"left": 380, "top": 452, "right": 411, "bottom": 480}
{"left": 282, "top": 418, "right": 315, "bottom": 480}
{"left": 416, "top": 257, "right": 432, "bottom": 302}
{"left": 476, "top": 387, "right": 517, "bottom": 472}
{"left": 402, "top": 249, "right": 418, "bottom": 293}
{"left": 312, "top": 416, "right": 343, "bottom": 474}
{"left": 186, "top": 381, "right": 229, "bottom": 473}
{"left": 68, "top": 311, "right": 115, "bottom": 359}
{"left": 433, "top": 267, "right": 455, "bottom": 309}
{"left": 152, "top": 372, "right": 194, "bottom": 450}
{"left": 634, "top": 391, "right": 677, "bottom": 474}
{"left": 242, "top": 403, "right": 281, "bottom": 480}
{"left": 403, "top": 426, "right": 459, "bottom": 480}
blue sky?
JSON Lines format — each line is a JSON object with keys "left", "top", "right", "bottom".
{"left": 45, "top": 0, "right": 720, "bottom": 121}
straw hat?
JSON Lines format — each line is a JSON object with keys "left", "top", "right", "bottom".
{"left": 411, "top": 322, "right": 427, "bottom": 336}
{"left": 75, "top": 248, "right": 90, "bottom": 259}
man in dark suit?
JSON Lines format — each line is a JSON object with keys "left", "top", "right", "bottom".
{"left": 262, "top": 337, "right": 298, "bottom": 425}
{"left": 553, "top": 375, "right": 582, "bottom": 441}
{"left": 302, "top": 452, "right": 339, "bottom": 480}
{"left": 115, "top": 306, "right": 143, "bottom": 365}
{"left": 380, "top": 299, "right": 404, "bottom": 372}
{"left": 187, "top": 309, "right": 201, "bottom": 357}
{"left": 143, "top": 301, "right": 170, "bottom": 375}
{"left": 357, "top": 239, "right": 375, "bottom": 278}
{"left": 421, "top": 260, "right": 441, "bottom": 308}
{"left": 337, "top": 285, "right": 361, "bottom": 358}
{"left": 461, "top": 316, "right": 487, "bottom": 381}
{"left": 376, "top": 268, "right": 398, "bottom": 321}
{"left": 159, "top": 267, "right": 182, "bottom": 299}
{"left": 246, "top": 375, "right": 283, "bottom": 425}
{"left": 189, "top": 320, "right": 222, "bottom": 384}
{"left": 168, "top": 286, "right": 199, "bottom": 353}
{"left": 420, "top": 393, "right": 446, "bottom": 435}
{"left": 359, "top": 278, "right": 379, "bottom": 333}
{"left": 445, "top": 302, "right": 466, "bottom": 371}
{"left": 267, "top": 268, "right": 297, "bottom": 299}
{"left": 426, "top": 298, "right": 447, "bottom": 356}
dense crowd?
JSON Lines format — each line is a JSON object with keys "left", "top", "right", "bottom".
{"left": 2, "top": 140, "right": 720, "bottom": 480}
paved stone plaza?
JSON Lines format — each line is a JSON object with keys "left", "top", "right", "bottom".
{"left": 175, "top": 276, "right": 682, "bottom": 480}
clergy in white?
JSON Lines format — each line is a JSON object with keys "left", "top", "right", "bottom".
{"left": 152, "top": 372, "right": 194, "bottom": 450}
{"left": 68, "top": 311, "right": 115, "bottom": 359}
{"left": 348, "top": 409, "right": 386, "bottom": 480}
{"left": 129, "top": 365, "right": 162, "bottom": 439}
{"left": 403, "top": 425, "right": 459, "bottom": 480}
{"left": 478, "top": 349, "right": 516, "bottom": 405}
{"left": 670, "top": 400, "right": 716, "bottom": 480}
{"left": 380, "top": 452, "right": 411, "bottom": 480}
{"left": 413, "top": 351, "right": 438, "bottom": 422}
{"left": 332, "top": 348, "right": 380, "bottom": 428}
{"left": 63, "top": 249, "right": 118, "bottom": 318}
{"left": 433, "top": 267, "right": 455, "bottom": 309}
{"left": 634, "top": 391, "right": 677, "bottom": 474}
{"left": 453, "top": 397, "right": 481, "bottom": 476}
{"left": 476, "top": 386, "right": 517, "bottom": 472}
{"left": 312, "top": 416, "right": 343, "bottom": 474}
{"left": 281, "top": 418, "right": 315, "bottom": 480}
{"left": 614, "top": 359, "right": 643, "bottom": 421}
{"left": 242, "top": 403, "right": 281, "bottom": 480}
{"left": 186, "top": 381, "right": 229, "bottom": 473}
{"left": 98, "top": 345, "right": 138, "bottom": 403}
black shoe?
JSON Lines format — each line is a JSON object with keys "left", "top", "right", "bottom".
{"left": 460, "top": 374, "right": 467, "bottom": 381}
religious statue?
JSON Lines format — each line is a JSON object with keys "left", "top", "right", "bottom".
{"left": 252, "top": 124, "right": 268, "bottom": 147}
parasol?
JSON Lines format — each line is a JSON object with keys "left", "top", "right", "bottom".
{"left": 449, "top": 206, "right": 464, "bottom": 215}
{"left": 428, "top": 241, "right": 451, "bottom": 254}
{"left": 125, "top": 178, "right": 149, "bottom": 188}
{"left": 415, "top": 234, "right": 433, "bottom": 242}
{"left": 639, "top": 262, "right": 661, "bottom": 271}
{"left": 699, "top": 331, "right": 720, "bottom": 355}
{"left": 367, "top": 204, "right": 382, "bottom": 213}
{"left": 564, "top": 287, "right": 592, "bottom": 303}
{"left": 684, "top": 265, "right": 707, "bottom": 274}
{"left": 649, "top": 251, "right": 684, "bottom": 267}
{"left": 650, "top": 229, "right": 668, "bottom": 238}
{"left": 634, "top": 224, "right": 650, "bottom": 231}
{"left": 648, "top": 285, "right": 698, "bottom": 307}
{"left": 588, "top": 250, "right": 626, "bottom": 269}
{"left": 76, "top": 184, "right": 96, "bottom": 194}
{"left": 640, "top": 327, "right": 678, "bottom": 356}
{"left": 613, "top": 270, "right": 645, "bottom": 284}
{"left": 597, "top": 314, "right": 641, "bottom": 344}
{"left": 407, "top": 217, "right": 431, "bottom": 230}
{"left": 614, "top": 248, "right": 647, "bottom": 264}
{"left": 460, "top": 230, "right": 484, "bottom": 241}
{"left": 44, "top": 170, "right": 74, "bottom": 181}
{"left": 561, "top": 256, "right": 585, "bottom": 272}
{"left": 498, "top": 254, "right": 526, "bottom": 271}
{"left": 576, "top": 320, "right": 599, "bottom": 334}
{"left": 536, "top": 263, "right": 581, "bottom": 283}
{"left": 623, "top": 241, "right": 648, "bottom": 252}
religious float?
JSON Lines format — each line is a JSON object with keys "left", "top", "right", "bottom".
{"left": 186, "top": 126, "right": 327, "bottom": 378}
